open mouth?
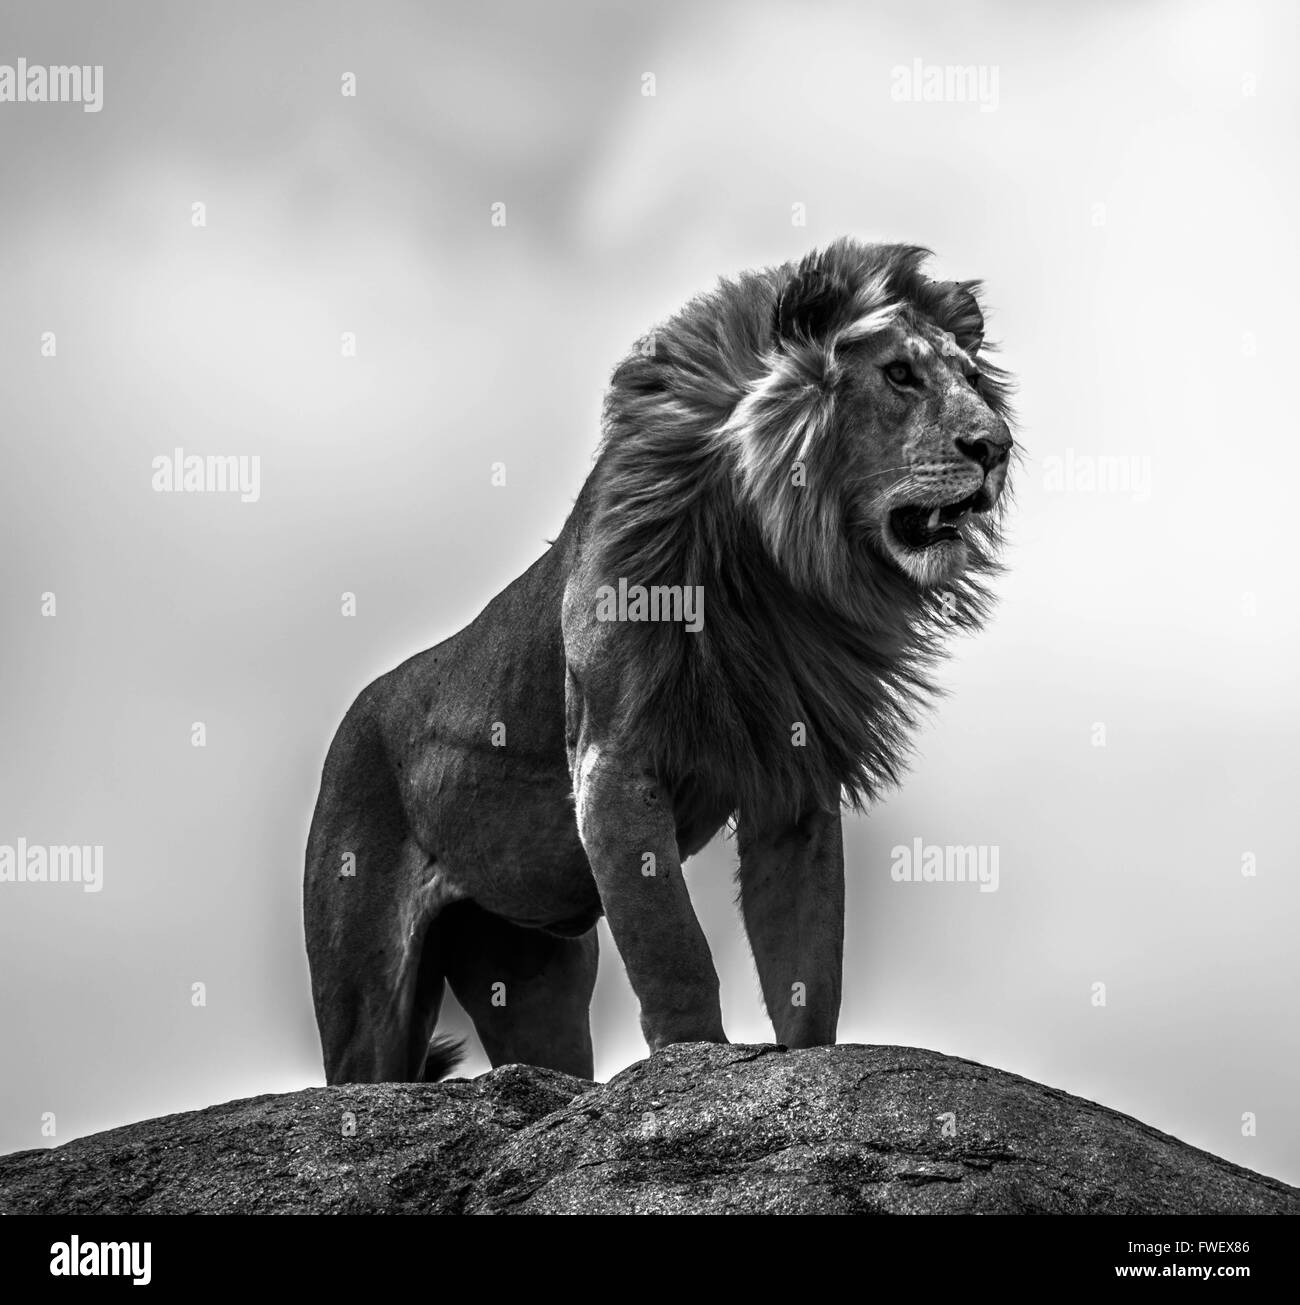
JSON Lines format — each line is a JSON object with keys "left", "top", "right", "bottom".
{"left": 888, "top": 489, "right": 990, "bottom": 550}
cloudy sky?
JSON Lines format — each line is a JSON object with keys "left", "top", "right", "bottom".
{"left": 1, "top": 0, "right": 1296, "bottom": 1185}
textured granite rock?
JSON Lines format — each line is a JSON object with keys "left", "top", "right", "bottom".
{"left": 2, "top": 1043, "right": 1295, "bottom": 1215}
{"left": 0, "top": 1065, "right": 588, "bottom": 1214}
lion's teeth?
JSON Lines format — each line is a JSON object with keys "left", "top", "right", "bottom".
{"left": 927, "top": 508, "right": 941, "bottom": 530}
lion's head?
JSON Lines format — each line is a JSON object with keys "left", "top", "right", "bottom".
{"left": 822, "top": 298, "right": 1012, "bottom": 587}
{"left": 591, "top": 239, "right": 1016, "bottom": 814}
{"left": 717, "top": 239, "right": 1015, "bottom": 597}
{"left": 600, "top": 239, "right": 1014, "bottom": 614}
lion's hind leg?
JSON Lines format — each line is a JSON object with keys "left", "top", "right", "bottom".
{"left": 305, "top": 710, "right": 464, "bottom": 1083}
{"left": 306, "top": 828, "right": 462, "bottom": 1083}
{"left": 441, "top": 902, "right": 597, "bottom": 1079}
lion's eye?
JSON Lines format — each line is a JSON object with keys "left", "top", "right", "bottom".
{"left": 884, "top": 361, "right": 918, "bottom": 387}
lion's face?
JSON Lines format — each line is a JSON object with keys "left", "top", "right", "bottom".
{"left": 839, "top": 315, "right": 1012, "bottom": 586}
{"left": 603, "top": 240, "right": 1014, "bottom": 608}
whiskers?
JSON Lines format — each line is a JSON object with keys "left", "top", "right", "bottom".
{"left": 865, "top": 472, "right": 930, "bottom": 517}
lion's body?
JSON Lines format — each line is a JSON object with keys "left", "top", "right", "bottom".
{"left": 305, "top": 239, "right": 1014, "bottom": 1082}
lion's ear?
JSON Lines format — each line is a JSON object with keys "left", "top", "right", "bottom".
{"left": 932, "top": 279, "right": 985, "bottom": 353}
{"left": 774, "top": 255, "right": 853, "bottom": 343}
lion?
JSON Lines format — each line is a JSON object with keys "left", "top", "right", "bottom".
{"left": 304, "top": 238, "right": 1014, "bottom": 1083}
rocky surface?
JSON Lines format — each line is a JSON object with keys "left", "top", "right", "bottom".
{"left": 0, "top": 1066, "right": 584, "bottom": 1215}
{"left": 2, "top": 1043, "right": 1295, "bottom": 1215}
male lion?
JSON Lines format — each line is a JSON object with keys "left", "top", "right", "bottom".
{"left": 304, "top": 238, "right": 1014, "bottom": 1083}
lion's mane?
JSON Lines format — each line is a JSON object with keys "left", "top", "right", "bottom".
{"left": 579, "top": 239, "right": 1015, "bottom": 825}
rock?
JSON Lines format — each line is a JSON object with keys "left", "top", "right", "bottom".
{"left": 0, "top": 1066, "right": 588, "bottom": 1215}
{"left": 1, "top": 1044, "right": 1294, "bottom": 1215}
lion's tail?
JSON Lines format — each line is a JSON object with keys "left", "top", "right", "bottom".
{"left": 420, "top": 1034, "right": 467, "bottom": 1082}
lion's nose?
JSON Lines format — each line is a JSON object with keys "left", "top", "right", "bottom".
{"left": 955, "top": 430, "right": 1011, "bottom": 473}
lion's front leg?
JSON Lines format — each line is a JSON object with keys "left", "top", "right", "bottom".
{"left": 574, "top": 747, "right": 726, "bottom": 1051}
{"left": 737, "top": 806, "right": 844, "bottom": 1048}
